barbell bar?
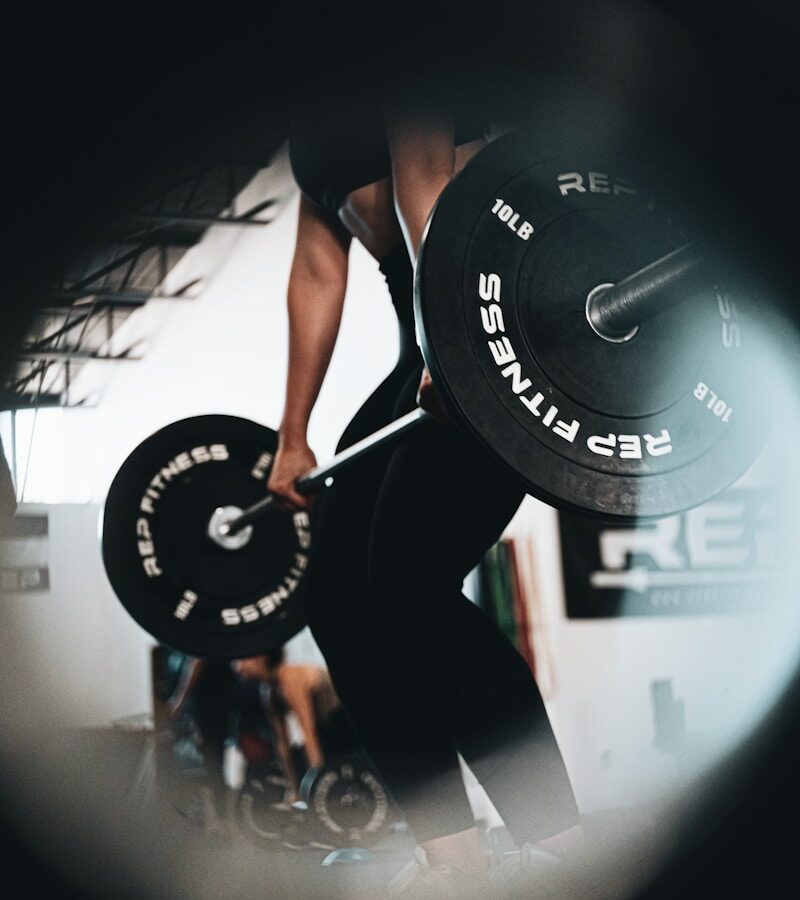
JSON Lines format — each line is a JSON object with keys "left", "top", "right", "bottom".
{"left": 217, "top": 240, "right": 709, "bottom": 539}
{"left": 214, "top": 408, "right": 433, "bottom": 538}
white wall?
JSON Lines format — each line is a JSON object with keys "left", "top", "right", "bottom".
{"left": 2, "top": 503, "right": 153, "bottom": 727}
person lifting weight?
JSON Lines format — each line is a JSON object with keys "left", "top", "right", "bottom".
{"left": 232, "top": 649, "right": 355, "bottom": 804}
{"left": 267, "top": 87, "right": 581, "bottom": 893}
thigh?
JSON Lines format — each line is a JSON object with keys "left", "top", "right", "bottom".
{"left": 368, "top": 414, "right": 525, "bottom": 615}
{"left": 364, "top": 410, "right": 525, "bottom": 728}
{"left": 303, "top": 364, "right": 417, "bottom": 645}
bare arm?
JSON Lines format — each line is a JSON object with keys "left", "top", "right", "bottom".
{"left": 283, "top": 680, "right": 325, "bottom": 771}
{"left": 268, "top": 194, "right": 351, "bottom": 508}
{"left": 267, "top": 691, "right": 301, "bottom": 803}
{"left": 385, "top": 112, "right": 458, "bottom": 419}
{"left": 385, "top": 111, "right": 455, "bottom": 261}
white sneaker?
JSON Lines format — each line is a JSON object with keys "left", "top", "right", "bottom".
{"left": 387, "top": 847, "right": 485, "bottom": 899}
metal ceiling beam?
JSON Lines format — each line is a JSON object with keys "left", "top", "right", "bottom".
{"left": 0, "top": 392, "right": 64, "bottom": 410}
{"left": 8, "top": 362, "right": 51, "bottom": 392}
{"left": 235, "top": 197, "right": 277, "bottom": 220}
{"left": 107, "top": 228, "right": 201, "bottom": 248}
{"left": 132, "top": 211, "right": 272, "bottom": 227}
{"left": 18, "top": 349, "right": 142, "bottom": 362}
{"left": 46, "top": 288, "right": 190, "bottom": 307}
{"left": 26, "top": 311, "right": 94, "bottom": 350}
{"left": 67, "top": 234, "right": 198, "bottom": 292}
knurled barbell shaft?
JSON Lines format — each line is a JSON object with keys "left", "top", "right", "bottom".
{"left": 588, "top": 244, "right": 706, "bottom": 339}
{"left": 220, "top": 408, "right": 433, "bottom": 535}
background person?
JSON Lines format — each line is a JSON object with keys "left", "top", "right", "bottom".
{"left": 233, "top": 649, "right": 353, "bottom": 804}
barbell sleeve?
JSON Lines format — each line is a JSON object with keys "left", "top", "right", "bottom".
{"left": 221, "top": 407, "right": 434, "bottom": 535}
{"left": 587, "top": 244, "right": 707, "bottom": 340}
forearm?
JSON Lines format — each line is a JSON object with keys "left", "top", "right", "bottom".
{"left": 280, "top": 274, "right": 345, "bottom": 445}
{"left": 279, "top": 195, "right": 350, "bottom": 446}
{"left": 270, "top": 708, "right": 300, "bottom": 797}
{"left": 303, "top": 728, "right": 325, "bottom": 771}
{"left": 276, "top": 731, "right": 299, "bottom": 795}
{"left": 288, "top": 690, "right": 326, "bottom": 770}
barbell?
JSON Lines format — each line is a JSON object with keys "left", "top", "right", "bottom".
{"left": 217, "top": 239, "right": 710, "bottom": 538}
{"left": 101, "top": 127, "right": 770, "bottom": 658}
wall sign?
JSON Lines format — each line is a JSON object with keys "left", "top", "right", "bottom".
{"left": 559, "top": 490, "right": 776, "bottom": 617}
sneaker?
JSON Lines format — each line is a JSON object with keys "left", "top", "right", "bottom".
{"left": 387, "top": 846, "right": 485, "bottom": 899}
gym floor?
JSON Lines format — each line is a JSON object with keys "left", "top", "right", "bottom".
{"left": 0, "top": 724, "right": 697, "bottom": 900}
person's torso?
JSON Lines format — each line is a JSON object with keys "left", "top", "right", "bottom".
{"left": 288, "top": 95, "right": 488, "bottom": 214}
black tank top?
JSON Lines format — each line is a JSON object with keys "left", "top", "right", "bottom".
{"left": 288, "top": 96, "right": 487, "bottom": 214}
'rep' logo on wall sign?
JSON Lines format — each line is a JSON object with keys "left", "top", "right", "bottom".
{"left": 559, "top": 489, "right": 778, "bottom": 618}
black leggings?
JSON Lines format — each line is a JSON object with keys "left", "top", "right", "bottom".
{"left": 304, "top": 246, "right": 578, "bottom": 844}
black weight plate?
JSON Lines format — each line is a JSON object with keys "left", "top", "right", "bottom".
{"left": 305, "top": 758, "right": 390, "bottom": 847}
{"left": 416, "top": 128, "right": 768, "bottom": 520}
{"left": 102, "top": 415, "right": 309, "bottom": 658}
